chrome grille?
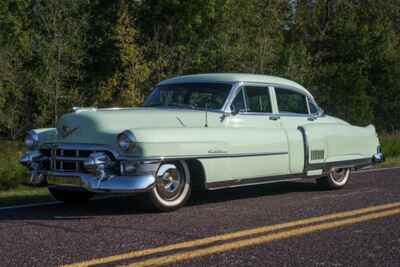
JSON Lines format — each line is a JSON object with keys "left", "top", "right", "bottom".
{"left": 41, "top": 146, "right": 112, "bottom": 173}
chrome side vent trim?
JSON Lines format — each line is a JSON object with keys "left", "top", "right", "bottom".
{"left": 311, "top": 150, "right": 324, "bottom": 160}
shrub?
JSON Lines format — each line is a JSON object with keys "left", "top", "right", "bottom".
{"left": 0, "top": 141, "right": 26, "bottom": 190}
{"left": 379, "top": 132, "right": 400, "bottom": 159}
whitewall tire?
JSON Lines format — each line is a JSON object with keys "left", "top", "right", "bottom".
{"left": 147, "top": 160, "right": 191, "bottom": 211}
{"left": 317, "top": 168, "right": 351, "bottom": 189}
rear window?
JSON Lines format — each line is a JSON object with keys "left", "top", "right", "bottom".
{"left": 276, "top": 88, "right": 308, "bottom": 114}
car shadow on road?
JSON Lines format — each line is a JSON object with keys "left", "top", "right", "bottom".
{"left": 0, "top": 180, "right": 324, "bottom": 221}
{"left": 188, "top": 180, "right": 323, "bottom": 206}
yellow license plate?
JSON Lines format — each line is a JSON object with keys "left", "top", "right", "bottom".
{"left": 47, "top": 176, "right": 82, "bottom": 187}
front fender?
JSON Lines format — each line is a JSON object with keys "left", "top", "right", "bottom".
{"left": 123, "top": 127, "right": 287, "bottom": 159}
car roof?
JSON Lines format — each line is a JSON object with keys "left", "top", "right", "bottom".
{"left": 158, "top": 73, "right": 312, "bottom": 96}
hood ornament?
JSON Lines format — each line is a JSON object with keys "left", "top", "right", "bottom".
{"left": 59, "top": 125, "right": 78, "bottom": 138}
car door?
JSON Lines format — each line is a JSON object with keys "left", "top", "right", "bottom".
{"left": 225, "top": 84, "right": 290, "bottom": 179}
{"left": 273, "top": 87, "right": 316, "bottom": 174}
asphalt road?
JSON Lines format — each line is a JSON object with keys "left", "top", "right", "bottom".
{"left": 1, "top": 168, "right": 400, "bottom": 267}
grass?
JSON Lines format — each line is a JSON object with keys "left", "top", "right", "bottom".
{"left": 0, "top": 185, "right": 51, "bottom": 207}
{"left": 0, "top": 133, "right": 400, "bottom": 205}
{"left": 375, "top": 132, "right": 400, "bottom": 168}
{"left": 379, "top": 132, "right": 400, "bottom": 158}
{"left": 0, "top": 140, "right": 51, "bottom": 206}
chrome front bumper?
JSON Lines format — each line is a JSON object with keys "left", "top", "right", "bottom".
{"left": 46, "top": 172, "right": 155, "bottom": 193}
{"left": 20, "top": 147, "right": 159, "bottom": 193}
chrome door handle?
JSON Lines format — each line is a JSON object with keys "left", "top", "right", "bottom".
{"left": 269, "top": 115, "right": 280, "bottom": 121}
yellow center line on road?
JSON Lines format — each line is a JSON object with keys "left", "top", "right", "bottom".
{"left": 124, "top": 207, "right": 400, "bottom": 267}
{"left": 63, "top": 202, "right": 400, "bottom": 267}
{"left": 64, "top": 202, "right": 400, "bottom": 267}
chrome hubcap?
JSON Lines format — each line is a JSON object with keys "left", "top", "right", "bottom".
{"left": 331, "top": 168, "right": 348, "bottom": 183}
{"left": 156, "top": 164, "right": 185, "bottom": 200}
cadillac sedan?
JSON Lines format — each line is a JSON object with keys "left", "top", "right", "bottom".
{"left": 20, "top": 74, "right": 383, "bottom": 211}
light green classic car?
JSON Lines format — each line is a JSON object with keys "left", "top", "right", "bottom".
{"left": 20, "top": 74, "right": 383, "bottom": 211}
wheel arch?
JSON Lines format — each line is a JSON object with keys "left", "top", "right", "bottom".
{"left": 186, "top": 159, "right": 207, "bottom": 191}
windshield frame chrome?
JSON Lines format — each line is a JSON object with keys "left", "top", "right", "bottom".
{"left": 222, "top": 81, "right": 324, "bottom": 117}
{"left": 143, "top": 82, "right": 236, "bottom": 113}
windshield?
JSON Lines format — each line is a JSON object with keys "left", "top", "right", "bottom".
{"left": 143, "top": 83, "right": 232, "bottom": 110}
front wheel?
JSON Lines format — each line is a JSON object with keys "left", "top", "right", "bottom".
{"left": 317, "top": 168, "right": 351, "bottom": 189}
{"left": 147, "top": 161, "right": 191, "bottom": 212}
{"left": 48, "top": 186, "right": 93, "bottom": 204}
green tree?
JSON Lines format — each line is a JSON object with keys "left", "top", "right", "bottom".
{"left": 289, "top": 0, "right": 400, "bottom": 127}
{"left": 97, "top": 0, "right": 150, "bottom": 107}
{"left": 0, "top": 0, "right": 34, "bottom": 139}
{"left": 31, "top": 0, "right": 90, "bottom": 126}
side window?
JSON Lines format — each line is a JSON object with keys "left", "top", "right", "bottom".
{"left": 276, "top": 88, "right": 308, "bottom": 114}
{"left": 231, "top": 89, "right": 246, "bottom": 113}
{"left": 308, "top": 98, "right": 318, "bottom": 114}
{"left": 244, "top": 86, "right": 272, "bottom": 113}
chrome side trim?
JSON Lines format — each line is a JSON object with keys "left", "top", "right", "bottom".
{"left": 308, "top": 158, "right": 373, "bottom": 172}
{"left": 130, "top": 151, "right": 289, "bottom": 161}
{"left": 297, "top": 126, "right": 309, "bottom": 172}
{"left": 207, "top": 174, "right": 304, "bottom": 190}
{"left": 42, "top": 143, "right": 288, "bottom": 161}
{"left": 206, "top": 156, "right": 375, "bottom": 190}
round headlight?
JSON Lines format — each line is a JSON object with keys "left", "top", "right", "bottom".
{"left": 25, "top": 130, "right": 39, "bottom": 148}
{"left": 117, "top": 130, "right": 136, "bottom": 152}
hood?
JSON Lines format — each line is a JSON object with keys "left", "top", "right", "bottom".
{"left": 55, "top": 107, "right": 209, "bottom": 145}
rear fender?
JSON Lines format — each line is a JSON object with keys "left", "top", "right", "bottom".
{"left": 299, "top": 123, "right": 379, "bottom": 171}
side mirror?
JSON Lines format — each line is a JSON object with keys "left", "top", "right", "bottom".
{"left": 230, "top": 105, "right": 240, "bottom": 115}
{"left": 318, "top": 109, "right": 325, "bottom": 117}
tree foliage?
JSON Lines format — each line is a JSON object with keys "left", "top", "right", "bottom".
{"left": 0, "top": 0, "right": 399, "bottom": 139}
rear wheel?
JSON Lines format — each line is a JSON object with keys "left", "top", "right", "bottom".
{"left": 147, "top": 161, "right": 191, "bottom": 212}
{"left": 317, "top": 168, "right": 351, "bottom": 189}
{"left": 48, "top": 186, "right": 93, "bottom": 204}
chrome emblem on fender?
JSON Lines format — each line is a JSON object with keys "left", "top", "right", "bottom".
{"left": 59, "top": 125, "right": 78, "bottom": 138}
